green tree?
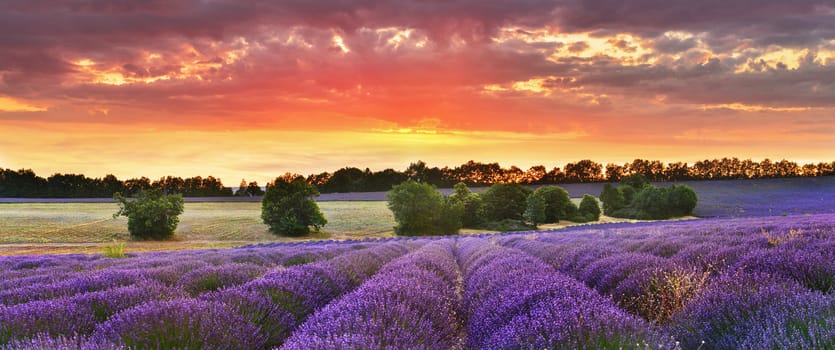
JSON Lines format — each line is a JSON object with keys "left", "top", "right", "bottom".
{"left": 630, "top": 186, "right": 670, "bottom": 219}
{"left": 576, "top": 194, "right": 601, "bottom": 222}
{"left": 532, "top": 185, "right": 575, "bottom": 223}
{"left": 449, "top": 182, "right": 483, "bottom": 228}
{"left": 452, "top": 182, "right": 471, "bottom": 199}
{"left": 235, "top": 179, "right": 248, "bottom": 196}
{"left": 619, "top": 184, "right": 637, "bottom": 205}
{"left": 600, "top": 183, "right": 625, "bottom": 215}
{"left": 387, "top": 180, "right": 461, "bottom": 236}
{"left": 438, "top": 200, "right": 465, "bottom": 235}
{"left": 113, "top": 189, "right": 184, "bottom": 240}
{"left": 480, "top": 183, "right": 532, "bottom": 221}
{"left": 667, "top": 185, "right": 698, "bottom": 216}
{"left": 524, "top": 191, "right": 547, "bottom": 227}
{"left": 246, "top": 181, "right": 265, "bottom": 196}
{"left": 620, "top": 174, "right": 650, "bottom": 191}
{"left": 261, "top": 174, "right": 327, "bottom": 236}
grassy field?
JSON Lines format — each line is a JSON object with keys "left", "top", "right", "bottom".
{"left": 0, "top": 199, "right": 661, "bottom": 255}
{"left": 0, "top": 201, "right": 399, "bottom": 255}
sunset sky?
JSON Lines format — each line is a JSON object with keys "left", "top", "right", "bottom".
{"left": 2, "top": 1, "right": 835, "bottom": 185}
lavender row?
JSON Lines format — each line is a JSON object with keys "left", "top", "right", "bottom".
{"left": 0, "top": 281, "right": 184, "bottom": 345}
{"left": 0, "top": 243, "right": 359, "bottom": 302}
{"left": 0, "top": 241, "right": 414, "bottom": 348}
{"left": 498, "top": 216, "right": 835, "bottom": 349}
{"left": 203, "top": 241, "right": 417, "bottom": 348}
{"left": 0, "top": 243, "right": 419, "bottom": 348}
{"left": 670, "top": 272, "right": 833, "bottom": 349}
{"left": 502, "top": 214, "right": 835, "bottom": 294}
{"left": 458, "top": 238, "right": 675, "bottom": 349}
{"left": 282, "top": 239, "right": 463, "bottom": 349}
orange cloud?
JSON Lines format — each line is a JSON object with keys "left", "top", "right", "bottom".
{"left": 0, "top": 96, "right": 47, "bottom": 112}
{"left": 1, "top": 1, "right": 834, "bottom": 180}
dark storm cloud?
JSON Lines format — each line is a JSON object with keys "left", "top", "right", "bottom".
{"left": 650, "top": 35, "right": 699, "bottom": 54}
{"left": 557, "top": 1, "right": 832, "bottom": 32}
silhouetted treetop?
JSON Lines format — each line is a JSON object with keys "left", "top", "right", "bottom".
{"left": 1, "top": 157, "right": 832, "bottom": 197}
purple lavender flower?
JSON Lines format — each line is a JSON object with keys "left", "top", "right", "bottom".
{"left": 140, "top": 260, "right": 209, "bottom": 285}
{"left": 211, "top": 242, "right": 412, "bottom": 348}
{"left": 177, "top": 263, "right": 266, "bottom": 296}
{"left": 579, "top": 253, "right": 665, "bottom": 294}
{"left": 460, "top": 238, "right": 675, "bottom": 349}
{"left": 1, "top": 270, "right": 144, "bottom": 306}
{"left": 734, "top": 246, "right": 834, "bottom": 293}
{"left": 0, "top": 281, "right": 182, "bottom": 344}
{"left": 0, "top": 333, "right": 121, "bottom": 350}
{"left": 202, "top": 286, "right": 297, "bottom": 349}
{"left": 94, "top": 299, "right": 266, "bottom": 350}
{"left": 282, "top": 241, "right": 463, "bottom": 350}
{"left": 670, "top": 272, "right": 827, "bottom": 349}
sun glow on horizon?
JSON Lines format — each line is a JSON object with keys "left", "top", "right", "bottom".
{"left": 1, "top": 1, "right": 834, "bottom": 182}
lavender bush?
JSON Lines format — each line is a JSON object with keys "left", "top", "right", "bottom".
{"left": 0, "top": 281, "right": 182, "bottom": 344}
{"left": 670, "top": 272, "right": 833, "bottom": 349}
{"left": 460, "top": 239, "right": 676, "bottom": 349}
{"left": 282, "top": 240, "right": 463, "bottom": 349}
{"left": 0, "top": 213, "right": 832, "bottom": 348}
{"left": 94, "top": 299, "right": 266, "bottom": 349}
{"left": 207, "top": 242, "right": 412, "bottom": 348}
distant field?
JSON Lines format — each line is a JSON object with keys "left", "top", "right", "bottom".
{"left": 2, "top": 176, "right": 834, "bottom": 255}
{"left": 0, "top": 199, "right": 595, "bottom": 255}
{"left": 0, "top": 201, "right": 398, "bottom": 255}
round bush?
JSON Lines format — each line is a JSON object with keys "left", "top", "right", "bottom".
{"left": 576, "top": 194, "right": 601, "bottom": 222}
{"left": 113, "top": 189, "right": 184, "bottom": 240}
{"left": 531, "top": 185, "right": 575, "bottom": 223}
{"left": 261, "top": 174, "right": 327, "bottom": 236}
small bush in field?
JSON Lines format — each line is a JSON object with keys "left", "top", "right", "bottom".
{"left": 113, "top": 189, "right": 184, "bottom": 240}
{"left": 261, "top": 173, "right": 327, "bottom": 237}
{"left": 609, "top": 183, "right": 698, "bottom": 220}
{"left": 600, "top": 183, "right": 625, "bottom": 215}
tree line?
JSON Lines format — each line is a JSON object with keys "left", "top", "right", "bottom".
{"left": 2, "top": 157, "right": 833, "bottom": 197}
{"left": 311, "top": 158, "right": 835, "bottom": 193}
{"left": 0, "top": 170, "right": 232, "bottom": 198}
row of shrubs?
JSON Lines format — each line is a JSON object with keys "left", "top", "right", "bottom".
{"left": 113, "top": 174, "right": 697, "bottom": 240}
{"left": 386, "top": 181, "right": 602, "bottom": 236}
{"left": 600, "top": 175, "right": 698, "bottom": 220}
{"left": 113, "top": 174, "right": 328, "bottom": 240}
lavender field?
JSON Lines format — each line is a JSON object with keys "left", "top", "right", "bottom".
{"left": 1, "top": 213, "right": 833, "bottom": 349}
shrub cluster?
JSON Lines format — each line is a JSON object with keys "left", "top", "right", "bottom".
{"left": 387, "top": 182, "right": 602, "bottom": 235}
{"left": 523, "top": 186, "right": 600, "bottom": 226}
{"left": 601, "top": 175, "right": 698, "bottom": 220}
